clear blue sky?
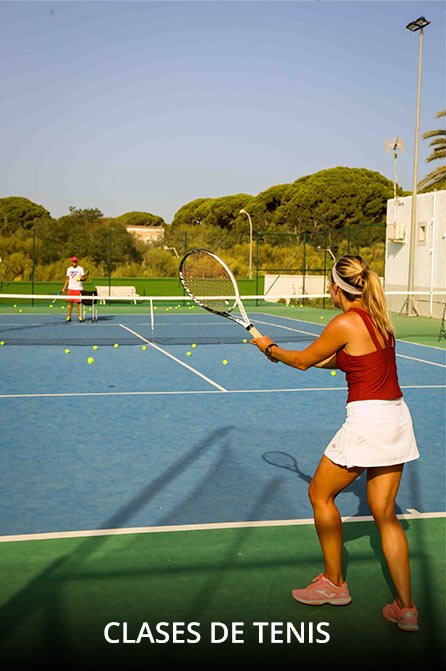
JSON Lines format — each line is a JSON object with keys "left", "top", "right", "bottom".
{"left": 1, "top": 0, "right": 444, "bottom": 223}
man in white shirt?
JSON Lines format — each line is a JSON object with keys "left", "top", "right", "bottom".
{"left": 61, "top": 256, "right": 87, "bottom": 322}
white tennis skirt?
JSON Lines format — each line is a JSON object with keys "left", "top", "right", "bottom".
{"left": 324, "top": 398, "right": 420, "bottom": 469}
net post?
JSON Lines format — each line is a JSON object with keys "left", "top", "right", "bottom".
{"left": 150, "top": 298, "right": 155, "bottom": 339}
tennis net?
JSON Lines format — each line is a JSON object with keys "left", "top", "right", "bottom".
{"left": 0, "top": 292, "right": 444, "bottom": 347}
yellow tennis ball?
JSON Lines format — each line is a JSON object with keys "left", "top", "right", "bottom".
{"left": 186, "top": 351, "right": 192, "bottom": 356}
{"left": 65, "top": 348, "right": 70, "bottom": 354}
{"left": 114, "top": 344, "right": 119, "bottom": 348}
{"left": 223, "top": 360, "right": 228, "bottom": 365}
{"left": 142, "top": 345, "right": 147, "bottom": 350}
{"left": 93, "top": 345, "right": 98, "bottom": 350}
{"left": 192, "top": 343, "right": 197, "bottom": 348}
{"left": 0, "top": 341, "right": 4, "bottom": 346}
{"left": 331, "top": 370, "right": 337, "bottom": 376}
{"left": 88, "top": 357, "right": 94, "bottom": 364}
{"left": 243, "top": 339, "right": 247, "bottom": 343}
{"left": 320, "top": 316, "right": 324, "bottom": 320}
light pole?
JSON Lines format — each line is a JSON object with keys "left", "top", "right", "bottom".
{"left": 164, "top": 246, "right": 179, "bottom": 259}
{"left": 239, "top": 209, "right": 253, "bottom": 279}
{"left": 405, "top": 16, "right": 431, "bottom": 316}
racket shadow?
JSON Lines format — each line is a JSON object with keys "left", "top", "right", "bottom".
{"left": 261, "top": 451, "right": 408, "bottom": 593}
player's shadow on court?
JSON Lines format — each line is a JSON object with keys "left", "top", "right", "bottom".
{"left": 261, "top": 451, "right": 408, "bottom": 594}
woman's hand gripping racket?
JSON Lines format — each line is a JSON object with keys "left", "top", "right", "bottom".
{"left": 179, "top": 249, "right": 263, "bottom": 339}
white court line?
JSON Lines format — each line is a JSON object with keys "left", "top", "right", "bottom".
{"left": 395, "top": 353, "right": 446, "bottom": 368}
{"left": 0, "top": 384, "right": 444, "bottom": 399}
{"left": 1, "top": 510, "right": 444, "bottom": 543}
{"left": 118, "top": 323, "right": 227, "bottom": 392}
{"left": 395, "top": 338, "right": 446, "bottom": 352}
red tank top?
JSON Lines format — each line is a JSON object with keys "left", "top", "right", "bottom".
{"left": 336, "top": 307, "right": 402, "bottom": 403}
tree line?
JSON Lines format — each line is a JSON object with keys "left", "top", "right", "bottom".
{"left": 0, "top": 166, "right": 406, "bottom": 282}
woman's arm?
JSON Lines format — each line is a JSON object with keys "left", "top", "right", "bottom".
{"left": 251, "top": 314, "right": 349, "bottom": 370}
{"left": 313, "top": 353, "right": 338, "bottom": 369}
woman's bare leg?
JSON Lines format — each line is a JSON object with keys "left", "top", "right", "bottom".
{"left": 309, "top": 455, "right": 364, "bottom": 586}
{"left": 366, "top": 464, "right": 413, "bottom": 608}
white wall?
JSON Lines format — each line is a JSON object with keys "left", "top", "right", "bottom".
{"left": 385, "top": 190, "right": 446, "bottom": 317}
{"left": 127, "top": 226, "right": 164, "bottom": 243}
{"left": 264, "top": 274, "right": 327, "bottom": 301}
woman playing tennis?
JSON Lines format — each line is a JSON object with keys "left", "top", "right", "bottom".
{"left": 251, "top": 255, "right": 419, "bottom": 632}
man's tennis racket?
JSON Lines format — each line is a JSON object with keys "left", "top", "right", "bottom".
{"left": 50, "top": 291, "right": 61, "bottom": 306}
{"left": 179, "top": 249, "right": 262, "bottom": 338}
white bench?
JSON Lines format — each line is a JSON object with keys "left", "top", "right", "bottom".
{"left": 95, "top": 285, "right": 140, "bottom": 304}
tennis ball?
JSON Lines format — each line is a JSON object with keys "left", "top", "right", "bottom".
{"left": 88, "top": 357, "right": 94, "bottom": 364}
{"left": 331, "top": 370, "right": 337, "bottom": 376}
{"left": 142, "top": 345, "right": 147, "bottom": 351}
{"left": 114, "top": 344, "right": 119, "bottom": 348}
{"left": 192, "top": 343, "right": 197, "bottom": 348}
{"left": 243, "top": 339, "right": 247, "bottom": 343}
{"left": 93, "top": 345, "right": 98, "bottom": 350}
{"left": 223, "top": 360, "right": 228, "bottom": 365}
{"left": 320, "top": 316, "right": 324, "bottom": 320}
{"left": 0, "top": 341, "right": 4, "bottom": 346}
{"left": 186, "top": 351, "right": 192, "bottom": 356}
{"left": 65, "top": 349, "right": 70, "bottom": 354}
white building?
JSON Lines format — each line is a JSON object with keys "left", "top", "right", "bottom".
{"left": 126, "top": 226, "right": 164, "bottom": 243}
{"left": 385, "top": 190, "right": 446, "bottom": 318}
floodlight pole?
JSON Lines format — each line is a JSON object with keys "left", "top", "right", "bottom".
{"left": 405, "top": 16, "right": 431, "bottom": 316}
{"left": 240, "top": 209, "right": 253, "bottom": 279}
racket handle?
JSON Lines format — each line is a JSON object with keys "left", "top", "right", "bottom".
{"left": 247, "top": 325, "right": 263, "bottom": 339}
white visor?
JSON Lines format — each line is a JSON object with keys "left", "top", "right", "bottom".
{"left": 331, "top": 265, "right": 362, "bottom": 295}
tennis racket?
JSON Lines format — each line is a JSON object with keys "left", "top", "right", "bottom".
{"left": 179, "top": 249, "right": 263, "bottom": 338}
{"left": 50, "top": 291, "right": 61, "bottom": 306}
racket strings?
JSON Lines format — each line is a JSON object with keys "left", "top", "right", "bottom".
{"left": 181, "top": 252, "right": 236, "bottom": 312}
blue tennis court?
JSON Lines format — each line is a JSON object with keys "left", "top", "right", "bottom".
{"left": 1, "top": 337, "right": 444, "bottom": 537}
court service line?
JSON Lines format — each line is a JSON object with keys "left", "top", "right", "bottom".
{"left": 395, "top": 353, "right": 446, "bottom": 368}
{"left": 395, "top": 338, "right": 446, "bottom": 352}
{"left": 0, "top": 384, "right": 444, "bottom": 399}
{"left": 118, "top": 323, "right": 227, "bottom": 392}
{"left": 1, "top": 510, "right": 445, "bottom": 543}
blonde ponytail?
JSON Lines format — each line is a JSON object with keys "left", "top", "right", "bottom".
{"left": 361, "top": 269, "right": 394, "bottom": 335}
{"left": 333, "top": 255, "right": 394, "bottom": 336}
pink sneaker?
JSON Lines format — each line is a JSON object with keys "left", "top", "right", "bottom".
{"left": 382, "top": 599, "right": 419, "bottom": 632}
{"left": 292, "top": 573, "right": 352, "bottom": 606}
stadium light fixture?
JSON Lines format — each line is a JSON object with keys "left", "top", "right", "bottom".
{"left": 164, "top": 246, "right": 179, "bottom": 259}
{"left": 406, "top": 16, "right": 430, "bottom": 32}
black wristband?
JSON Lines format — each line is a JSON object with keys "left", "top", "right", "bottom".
{"left": 265, "top": 343, "right": 278, "bottom": 357}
